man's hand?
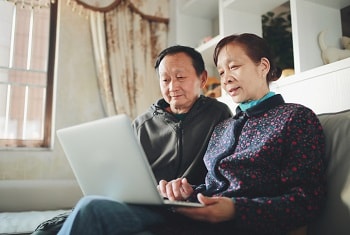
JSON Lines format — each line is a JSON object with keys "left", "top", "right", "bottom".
{"left": 158, "top": 178, "right": 193, "bottom": 201}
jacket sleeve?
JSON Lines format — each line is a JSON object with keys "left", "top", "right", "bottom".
{"left": 232, "top": 107, "right": 327, "bottom": 233}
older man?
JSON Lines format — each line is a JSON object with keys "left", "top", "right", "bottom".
{"left": 133, "top": 45, "right": 232, "bottom": 185}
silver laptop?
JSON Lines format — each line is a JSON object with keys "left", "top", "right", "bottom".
{"left": 56, "top": 114, "right": 203, "bottom": 208}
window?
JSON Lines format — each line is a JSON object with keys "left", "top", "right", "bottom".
{"left": 0, "top": 0, "right": 57, "bottom": 148}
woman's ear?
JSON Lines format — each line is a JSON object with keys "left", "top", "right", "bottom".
{"left": 260, "top": 57, "right": 270, "bottom": 77}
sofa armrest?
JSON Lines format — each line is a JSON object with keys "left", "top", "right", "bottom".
{"left": 0, "top": 180, "right": 83, "bottom": 212}
{"left": 308, "top": 109, "right": 350, "bottom": 235}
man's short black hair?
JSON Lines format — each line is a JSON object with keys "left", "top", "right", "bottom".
{"left": 154, "top": 45, "right": 205, "bottom": 77}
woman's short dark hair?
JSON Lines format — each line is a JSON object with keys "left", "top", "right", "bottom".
{"left": 213, "top": 33, "right": 282, "bottom": 82}
{"left": 154, "top": 45, "right": 205, "bottom": 77}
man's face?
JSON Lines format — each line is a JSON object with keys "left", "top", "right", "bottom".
{"left": 158, "top": 52, "right": 207, "bottom": 114}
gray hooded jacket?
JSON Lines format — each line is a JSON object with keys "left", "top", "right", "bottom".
{"left": 132, "top": 95, "right": 232, "bottom": 185}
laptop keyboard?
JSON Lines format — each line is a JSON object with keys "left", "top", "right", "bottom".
{"left": 163, "top": 199, "right": 204, "bottom": 207}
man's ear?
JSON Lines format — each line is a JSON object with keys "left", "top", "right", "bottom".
{"left": 200, "top": 70, "right": 208, "bottom": 88}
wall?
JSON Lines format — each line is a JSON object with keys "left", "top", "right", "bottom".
{"left": 0, "top": 1, "right": 105, "bottom": 180}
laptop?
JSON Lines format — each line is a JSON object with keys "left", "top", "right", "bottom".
{"left": 56, "top": 114, "right": 203, "bottom": 208}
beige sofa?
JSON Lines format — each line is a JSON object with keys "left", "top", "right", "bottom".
{"left": 0, "top": 110, "right": 349, "bottom": 235}
{"left": 0, "top": 180, "right": 82, "bottom": 234}
{"left": 308, "top": 109, "right": 350, "bottom": 235}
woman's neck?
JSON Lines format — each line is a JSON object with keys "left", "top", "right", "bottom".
{"left": 239, "top": 91, "right": 275, "bottom": 111}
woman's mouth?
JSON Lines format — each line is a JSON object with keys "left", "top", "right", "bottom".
{"left": 227, "top": 87, "right": 239, "bottom": 96}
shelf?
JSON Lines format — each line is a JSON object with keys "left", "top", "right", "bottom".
{"left": 180, "top": 0, "right": 218, "bottom": 19}
{"left": 170, "top": 0, "right": 350, "bottom": 77}
{"left": 271, "top": 57, "right": 350, "bottom": 88}
{"left": 196, "top": 35, "right": 222, "bottom": 69}
{"left": 170, "top": 0, "right": 350, "bottom": 117}
{"left": 224, "top": 0, "right": 287, "bottom": 14}
{"left": 306, "top": 0, "right": 350, "bottom": 9}
{"left": 270, "top": 57, "right": 350, "bottom": 115}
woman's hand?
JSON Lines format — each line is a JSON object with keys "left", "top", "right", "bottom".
{"left": 158, "top": 178, "right": 193, "bottom": 201}
{"left": 175, "top": 193, "right": 236, "bottom": 223}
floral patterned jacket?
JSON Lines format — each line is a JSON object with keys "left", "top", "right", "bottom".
{"left": 194, "top": 94, "right": 326, "bottom": 234}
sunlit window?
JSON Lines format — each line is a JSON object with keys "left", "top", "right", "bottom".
{"left": 0, "top": 0, "right": 57, "bottom": 148}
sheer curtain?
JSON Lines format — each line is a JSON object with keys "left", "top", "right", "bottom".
{"left": 88, "top": 0, "right": 169, "bottom": 119}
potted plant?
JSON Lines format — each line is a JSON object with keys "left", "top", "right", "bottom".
{"left": 262, "top": 11, "right": 294, "bottom": 71}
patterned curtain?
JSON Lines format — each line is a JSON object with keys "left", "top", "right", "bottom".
{"left": 87, "top": 0, "right": 169, "bottom": 119}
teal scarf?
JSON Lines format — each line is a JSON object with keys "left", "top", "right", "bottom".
{"left": 239, "top": 92, "right": 275, "bottom": 111}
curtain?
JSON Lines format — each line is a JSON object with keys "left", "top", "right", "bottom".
{"left": 88, "top": 0, "right": 169, "bottom": 119}
{"left": 90, "top": 12, "right": 117, "bottom": 116}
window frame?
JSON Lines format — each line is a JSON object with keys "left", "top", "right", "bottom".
{"left": 0, "top": 2, "right": 58, "bottom": 149}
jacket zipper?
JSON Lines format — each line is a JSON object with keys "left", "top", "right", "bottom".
{"left": 175, "top": 121, "right": 183, "bottom": 178}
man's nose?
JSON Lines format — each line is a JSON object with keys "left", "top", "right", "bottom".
{"left": 169, "top": 79, "right": 179, "bottom": 91}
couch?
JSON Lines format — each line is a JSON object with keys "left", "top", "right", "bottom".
{"left": 308, "top": 109, "right": 350, "bottom": 235}
{"left": 0, "top": 110, "right": 349, "bottom": 235}
{"left": 0, "top": 180, "right": 82, "bottom": 234}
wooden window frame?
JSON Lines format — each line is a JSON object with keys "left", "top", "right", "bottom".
{"left": 0, "top": 2, "right": 57, "bottom": 148}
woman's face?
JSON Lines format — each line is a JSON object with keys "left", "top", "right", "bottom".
{"left": 216, "top": 43, "right": 270, "bottom": 103}
{"left": 158, "top": 52, "right": 207, "bottom": 114}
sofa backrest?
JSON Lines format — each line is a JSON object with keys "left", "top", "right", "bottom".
{"left": 309, "top": 109, "right": 350, "bottom": 235}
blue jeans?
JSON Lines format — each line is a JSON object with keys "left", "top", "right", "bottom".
{"left": 58, "top": 195, "right": 166, "bottom": 235}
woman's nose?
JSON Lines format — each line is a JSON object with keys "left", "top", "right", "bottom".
{"left": 221, "top": 74, "right": 233, "bottom": 85}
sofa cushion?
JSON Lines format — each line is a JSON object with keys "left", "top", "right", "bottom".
{"left": 309, "top": 109, "right": 350, "bottom": 235}
{"left": 0, "top": 209, "right": 70, "bottom": 235}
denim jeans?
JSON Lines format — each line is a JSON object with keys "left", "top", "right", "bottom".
{"left": 57, "top": 195, "right": 166, "bottom": 235}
